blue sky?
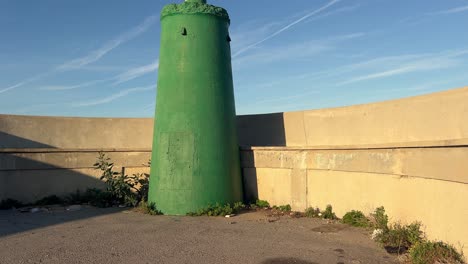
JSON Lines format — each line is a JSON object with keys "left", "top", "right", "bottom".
{"left": 1, "top": 0, "right": 468, "bottom": 117}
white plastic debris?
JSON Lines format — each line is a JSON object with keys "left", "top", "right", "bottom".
{"left": 66, "top": 205, "right": 82, "bottom": 211}
{"left": 30, "top": 208, "right": 41, "bottom": 213}
{"left": 371, "top": 229, "right": 383, "bottom": 240}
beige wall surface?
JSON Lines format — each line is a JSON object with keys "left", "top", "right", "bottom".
{"left": 282, "top": 86, "right": 468, "bottom": 147}
{"left": 241, "top": 146, "right": 468, "bottom": 256}
{"left": 0, "top": 115, "right": 154, "bottom": 149}
{"left": 1, "top": 86, "right": 467, "bottom": 255}
{"left": 1, "top": 86, "right": 467, "bottom": 148}
{"left": 0, "top": 149, "right": 151, "bottom": 202}
{"left": 237, "top": 86, "right": 468, "bottom": 147}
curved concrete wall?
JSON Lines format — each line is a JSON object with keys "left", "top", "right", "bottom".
{"left": 238, "top": 86, "right": 468, "bottom": 147}
{"left": 1, "top": 86, "right": 467, "bottom": 255}
{"left": 2, "top": 86, "right": 467, "bottom": 149}
{"left": 0, "top": 115, "right": 153, "bottom": 149}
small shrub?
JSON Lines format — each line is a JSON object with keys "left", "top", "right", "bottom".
{"left": 93, "top": 153, "right": 150, "bottom": 206}
{"left": 65, "top": 190, "right": 87, "bottom": 204}
{"left": 64, "top": 188, "right": 114, "bottom": 207}
{"left": 34, "top": 195, "right": 64, "bottom": 206}
{"left": 272, "top": 204, "right": 292, "bottom": 212}
{"left": 85, "top": 188, "right": 115, "bottom": 208}
{"left": 140, "top": 201, "right": 163, "bottom": 215}
{"left": 373, "top": 206, "right": 389, "bottom": 230}
{"left": 278, "top": 204, "right": 291, "bottom": 212}
{"left": 0, "top": 199, "right": 24, "bottom": 210}
{"left": 342, "top": 210, "right": 370, "bottom": 227}
{"left": 233, "top": 201, "right": 246, "bottom": 212}
{"left": 304, "top": 207, "right": 321, "bottom": 218}
{"left": 322, "top": 205, "right": 337, "bottom": 220}
{"left": 254, "top": 199, "right": 270, "bottom": 208}
{"left": 409, "top": 241, "right": 465, "bottom": 264}
{"left": 376, "top": 222, "right": 424, "bottom": 254}
{"left": 187, "top": 202, "right": 245, "bottom": 216}
{"left": 128, "top": 172, "right": 150, "bottom": 202}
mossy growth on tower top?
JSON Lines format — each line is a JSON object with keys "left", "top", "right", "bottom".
{"left": 161, "top": 0, "right": 230, "bottom": 22}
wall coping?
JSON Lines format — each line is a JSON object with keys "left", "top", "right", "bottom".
{"left": 2, "top": 137, "right": 467, "bottom": 154}
{"left": 240, "top": 138, "right": 468, "bottom": 151}
{"left": 0, "top": 148, "right": 152, "bottom": 153}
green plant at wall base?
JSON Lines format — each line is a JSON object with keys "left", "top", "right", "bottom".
{"left": 272, "top": 204, "right": 291, "bottom": 212}
{"left": 372, "top": 206, "right": 389, "bottom": 230}
{"left": 0, "top": 199, "right": 24, "bottom": 210}
{"left": 34, "top": 195, "right": 64, "bottom": 206}
{"left": 140, "top": 201, "right": 163, "bottom": 215}
{"left": 304, "top": 207, "right": 321, "bottom": 218}
{"left": 376, "top": 222, "right": 424, "bottom": 254}
{"left": 233, "top": 201, "right": 246, "bottom": 212}
{"left": 409, "top": 241, "right": 465, "bottom": 264}
{"left": 63, "top": 188, "right": 113, "bottom": 207}
{"left": 322, "top": 205, "right": 338, "bottom": 220}
{"left": 187, "top": 202, "right": 246, "bottom": 216}
{"left": 342, "top": 210, "right": 370, "bottom": 227}
{"left": 254, "top": 199, "right": 270, "bottom": 208}
{"left": 93, "top": 152, "right": 150, "bottom": 206}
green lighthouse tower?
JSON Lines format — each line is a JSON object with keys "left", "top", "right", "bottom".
{"left": 148, "top": 0, "right": 243, "bottom": 215}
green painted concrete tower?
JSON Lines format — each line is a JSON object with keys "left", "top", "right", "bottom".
{"left": 148, "top": 0, "right": 243, "bottom": 215}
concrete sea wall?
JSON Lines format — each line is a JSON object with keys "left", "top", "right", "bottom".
{"left": 1, "top": 86, "right": 467, "bottom": 254}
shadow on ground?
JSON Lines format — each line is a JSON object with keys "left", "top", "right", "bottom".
{"left": 261, "top": 257, "right": 318, "bottom": 264}
{"left": 0, "top": 133, "right": 124, "bottom": 237}
{"left": 0, "top": 207, "right": 127, "bottom": 237}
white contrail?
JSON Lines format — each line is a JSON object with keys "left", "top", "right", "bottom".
{"left": 39, "top": 79, "right": 111, "bottom": 91}
{"left": 58, "top": 15, "right": 157, "bottom": 71}
{"left": 1, "top": 14, "right": 157, "bottom": 94}
{"left": 232, "top": 0, "right": 341, "bottom": 58}
{"left": 113, "top": 60, "right": 159, "bottom": 85}
{"left": 73, "top": 85, "right": 155, "bottom": 107}
{"left": 0, "top": 82, "right": 26, "bottom": 94}
{"left": 0, "top": 72, "right": 50, "bottom": 94}
{"left": 41, "top": 59, "right": 159, "bottom": 92}
{"left": 434, "top": 5, "right": 468, "bottom": 15}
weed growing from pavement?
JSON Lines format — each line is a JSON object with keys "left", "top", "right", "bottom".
{"left": 187, "top": 202, "right": 246, "bottom": 216}
{"left": 139, "top": 201, "right": 163, "bottom": 215}
{"left": 304, "top": 207, "right": 321, "bottom": 218}
{"left": 303, "top": 205, "right": 337, "bottom": 220}
{"left": 409, "top": 241, "right": 465, "bottom": 264}
{"left": 272, "top": 204, "right": 292, "bottom": 212}
{"left": 367, "top": 206, "right": 465, "bottom": 263}
{"left": 322, "top": 205, "right": 338, "bottom": 220}
{"left": 0, "top": 198, "right": 24, "bottom": 209}
{"left": 372, "top": 206, "right": 389, "bottom": 231}
{"left": 251, "top": 199, "right": 270, "bottom": 209}
{"left": 342, "top": 210, "right": 370, "bottom": 227}
{"left": 34, "top": 195, "right": 64, "bottom": 206}
{"left": 93, "top": 152, "right": 150, "bottom": 206}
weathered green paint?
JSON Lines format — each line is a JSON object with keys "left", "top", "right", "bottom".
{"left": 148, "top": 0, "right": 243, "bottom": 215}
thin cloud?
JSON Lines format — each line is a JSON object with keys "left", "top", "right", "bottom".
{"left": 73, "top": 85, "right": 155, "bottom": 107}
{"left": 0, "top": 72, "right": 51, "bottom": 94}
{"left": 113, "top": 60, "right": 159, "bottom": 85}
{"left": 58, "top": 15, "right": 157, "bottom": 71}
{"left": 41, "top": 59, "right": 159, "bottom": 92}
{"left": 232, "top": 0, "right": 341, "bottom": 58}
{"left": 304, "top": 4, "right": 360, "bottom": 23}
{"left": 233, "top": 32, "right": 364, "bottom": 67}
{"left": 39, "top": 79, "right": 111, "bottom": 91}
{"left": 1, "top": 14, "right": 157, "bottom": 94}
{"left": 0, "top": 82, "right": 27, "bottom": 94}
{"left": 336, "top": 49, "right": 468, "bottom": 85}
{"left": 430, "top": 5, "right": 468, "bottom": 15}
